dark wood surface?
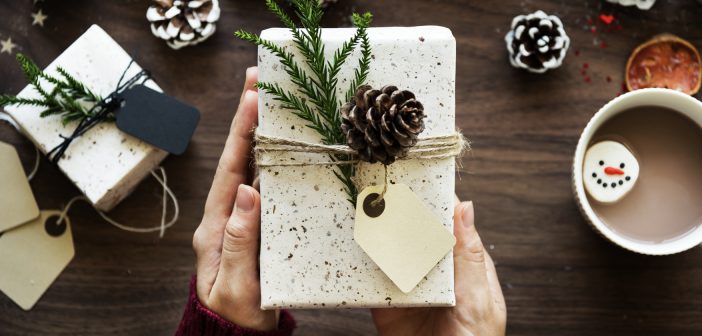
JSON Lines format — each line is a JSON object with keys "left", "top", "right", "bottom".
{"left": 1, "top": 0, "right": 702, "bottom": 335}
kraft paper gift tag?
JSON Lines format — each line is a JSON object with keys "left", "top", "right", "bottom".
{"left": 0, "top": 211, "right": 75, "bottom": 310}
{"left": 0, "top": 141, "right": 40, "bottom": 233}
{"left": 354, "top": 184, "right": 456, "bottom": 293}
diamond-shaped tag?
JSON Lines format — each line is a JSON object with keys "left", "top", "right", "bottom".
{"left": 354, "top": 184, "right": 456, "bottom": 293}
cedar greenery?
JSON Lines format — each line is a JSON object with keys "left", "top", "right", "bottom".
{"left": 0, "top": 53, "right": 104, "bottom": 125}
{"left": 236, "top": 0, "right": 372, "bottom": 204}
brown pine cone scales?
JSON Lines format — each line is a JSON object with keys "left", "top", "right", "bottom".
{"left": 146, "top": 0, "right": 221, "bottom": 50}
{"left": 341, "top": 85, "right": 426, "bottom": 165}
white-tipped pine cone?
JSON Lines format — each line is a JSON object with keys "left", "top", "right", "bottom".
{"left": 147, "top": 0, "right": 221, "bottom": 50}
{"left": 504, "top": 10, "right": 570, "bottom": 74}
{"left": 606, "top": 0, "right": 656, "bottom": 10}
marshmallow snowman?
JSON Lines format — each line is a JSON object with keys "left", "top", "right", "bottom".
{"left": 583, "top": 141, "right": 640, "bottom": 203}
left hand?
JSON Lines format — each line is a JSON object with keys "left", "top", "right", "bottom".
{"left": 191, "top": 67, "right": 277, "bottom": 331}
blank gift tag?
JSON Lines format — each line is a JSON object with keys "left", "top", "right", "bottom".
{"left": 0, "top": 211, "right": 74, "bottom": 310}
{"left": 0, "top": 141, "right": 39, "bottom": 233}
{"left": 354, "top": 184, "right": 456, "bottom": 293}
{"left": 115, "top": 84, "right": 200, "bottom": 155}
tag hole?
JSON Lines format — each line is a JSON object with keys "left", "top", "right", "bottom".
{"left": 44, "top": 215, "right": 67, "bottom": 237}
{"left": 363, "top": 193, "right": 385, "bottom": 218}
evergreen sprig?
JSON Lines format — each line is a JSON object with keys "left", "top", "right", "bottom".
{"left": 236, "top": 0, "right": 373, "bottom": 204}
{"left": 0, "top": 53, "right": 104, "bottom": 125}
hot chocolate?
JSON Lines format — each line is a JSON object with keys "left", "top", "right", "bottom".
{"left": 589, "top": 106, "right": 702, "bottom": 243}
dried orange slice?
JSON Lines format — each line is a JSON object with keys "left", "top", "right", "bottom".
{"left": 626, "top": 34, "right": 701, "bottom": 95}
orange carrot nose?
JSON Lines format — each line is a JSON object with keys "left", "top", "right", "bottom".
{"left": 604, "top": 167, "right": 624, "bottom": 175}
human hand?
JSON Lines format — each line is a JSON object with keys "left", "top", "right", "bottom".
{"left": 191, "top": 67, "right": 277, "bottom": 331}
{"left": 371, "top": 199, "right": 507, "bottom": 336}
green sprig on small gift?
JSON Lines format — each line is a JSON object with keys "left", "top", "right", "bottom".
{"left": 235, "top": 0, "right": 373, "bottom": 204}
{"left": 0, "top": 53, "right": 104, "bottom": 125}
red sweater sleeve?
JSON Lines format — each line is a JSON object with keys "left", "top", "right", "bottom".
{"left": 175, "top": 276, "right": 296, "bottom": 336}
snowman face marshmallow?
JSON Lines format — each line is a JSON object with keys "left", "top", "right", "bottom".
{"left": 583, "top": 141, "right": 640, "bottom": 203}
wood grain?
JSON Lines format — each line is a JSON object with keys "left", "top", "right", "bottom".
{"left": 1, "top": 0, "right": 701, "bottom": 335}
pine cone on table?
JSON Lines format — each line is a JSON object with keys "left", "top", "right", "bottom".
{"left": 606, "top": 0, "right": 656, "bottom": 10}
{"left": 340, "top": 85, "right": 426, "bottom": 165}
{"left": 146, "top": 0, "right": 221, "bottom": 50}
{"left": 504, "top": 10, "right": 570, "bottom": 73}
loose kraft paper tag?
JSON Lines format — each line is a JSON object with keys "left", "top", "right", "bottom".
{"left": 0, "top": 211, "right": 75, "bottom": 310}
{"left": 0, "top": 141, "right": 39, "bottom": 233}
{"left": 116, "top": 84, "right": 200, "bottom": 155}
{"left": 354, "top": 184, "right": 456, "bottom": 293}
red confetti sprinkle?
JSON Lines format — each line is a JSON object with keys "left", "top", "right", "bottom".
{"left": 583, "top": 63, "right": 589, "bottom": 69}
{"left": 585, "top": 76, "right": 591, "bottom": 83}
{"left": 600, "top": 41, "right": 608, "bottom": 49}
{"left": 590, "top": 26, "right": 597, "bottom": 33}
{"left": 575, "top": 49, "right": 581, "bottom": 56}
{"left": 599, "top": 14, "right": 615, "bottom": 25}
{"left": 587, "top": 18, "right": 593, "bottom": 25}
{"left": 606, "top": 76, "right": 612, "bottom": 83}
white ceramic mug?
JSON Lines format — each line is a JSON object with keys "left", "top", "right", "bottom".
{"left": 573, "top": 88, "right": 702, "bottom": 255}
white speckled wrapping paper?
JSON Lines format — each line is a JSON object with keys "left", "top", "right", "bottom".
{"left": 3, "top": 25, "right": 167, "bottom": 212}
{"left": 258, "top": 26, "right": 456, "bottom": 309}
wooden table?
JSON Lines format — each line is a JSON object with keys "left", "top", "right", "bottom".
{"left": 1, "top": 0, "right": 701, "bottom": 335}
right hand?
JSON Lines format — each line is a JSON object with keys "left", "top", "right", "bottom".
{"left": 371, "top": 199, "right": 507, "bottom": 335}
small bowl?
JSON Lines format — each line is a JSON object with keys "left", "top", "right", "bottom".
{"left": 573, "top": 88, "right": 702, "bottom": 255}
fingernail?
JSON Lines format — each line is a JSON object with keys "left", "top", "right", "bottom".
{"left": 246, "top": 66, "right": 256, "bottom": 78}
{"left": 462, "top": 201, "right": 473, "bottom": 227}
{"left": 235, "top": 185, "right": 255, "bottom": 213}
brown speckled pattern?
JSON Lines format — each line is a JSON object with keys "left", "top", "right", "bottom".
{"left": 3, "top": 25, "right": 167, "bottom": 212}
{"left": 257, "top": 27, "right": 457, "bottom": 309}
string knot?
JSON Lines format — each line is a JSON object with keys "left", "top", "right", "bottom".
{"left": 46, "top": 60, "right": 151, "bottom": 164}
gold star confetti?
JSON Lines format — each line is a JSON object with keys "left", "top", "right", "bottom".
{"left": 1, "top": 37, "right": 17, "bottom": 54}
{"left": 32, "top": 9, "right": 48, "bottom": 27}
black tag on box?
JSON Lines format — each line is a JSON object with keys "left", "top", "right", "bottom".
{"left": 115, "top": 85, "right": 199, "bottom": 155}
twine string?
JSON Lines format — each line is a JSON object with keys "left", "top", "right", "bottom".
{"left": 254, "top": 130, "right": 469, "bottom": 167}
{"left": 46, "top": 60, "right": 151, "bottom": 164}
{"left": 370, "top": 164, "right": 389, "bottom": 207}
{"left": 55, "top": 167, "right": 179, "bottom": 238}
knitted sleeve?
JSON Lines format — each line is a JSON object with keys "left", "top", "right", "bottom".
{"left": 175, "top": 276, "right": 296, "bottom": 336}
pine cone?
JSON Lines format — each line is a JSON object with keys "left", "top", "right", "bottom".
{"left": 146, "top": 0, "right": 221, "bottom": 50}
{"left": 340, "top": 85, "right": 426, "bottom": 165}
{"left": 606, "top": 0, "right": 656, "bottom": 10}
{"left": 504, "top": 10, "right": 570, "bottom": 73}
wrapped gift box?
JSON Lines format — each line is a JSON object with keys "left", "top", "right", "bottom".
{"left": 3, "top": 25, "right": 168, "bottom": 211}
{"left": 258, "top": 26, "right": 457, "bottom": 308}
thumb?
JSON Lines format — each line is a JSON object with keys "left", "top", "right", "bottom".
{"left": 453, "top": 201, "right": 490, "bottom": 299}
{"left": 220, "top": 184, "right": 261, "bottom": 281}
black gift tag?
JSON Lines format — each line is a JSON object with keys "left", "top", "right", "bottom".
{"left": 115, "top": 84, "right": 199, "bottom": 155}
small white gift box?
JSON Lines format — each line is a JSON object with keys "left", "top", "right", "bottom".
{"left": 3, "top": 25, "right": 167, "bottom": 212}
{"left": 258, "top": 26, "right": 457, "bottom": 308}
